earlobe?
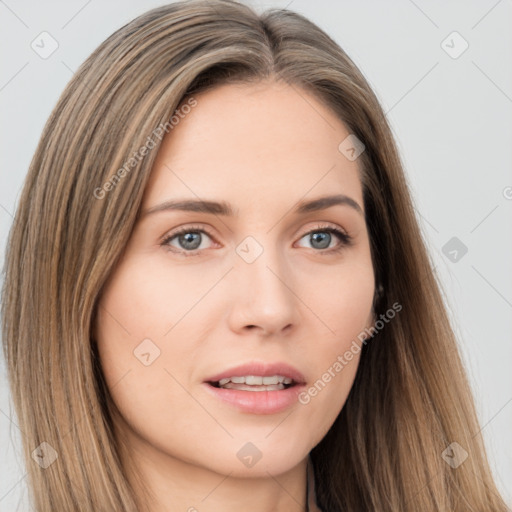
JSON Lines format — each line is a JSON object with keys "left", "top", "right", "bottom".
{"left": 361, "top": 313, "right": 376, "bottom": 343}
{"left": 365, "top": 283, "right": 384, "bottom": 340}
{"left": 372, "top": 282, "right": 384, "bottom": 313}
{"left": 375, "top": 283, "right": 384, "bottom": 301}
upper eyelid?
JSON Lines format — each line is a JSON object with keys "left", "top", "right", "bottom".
{"left": 161, "top": 222, "right": 350, "bottom": 248}
{"left": 162, "top": 222, "right": 347, "bottom": 239}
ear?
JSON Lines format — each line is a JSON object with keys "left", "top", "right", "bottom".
{"left": 375, "top": 282, "right": 384, "bottom": 302}
{"left": 372, "top": 282, "right": 384, "bottom": 313}
{"left": 364, "top": 282, "right": 384, "bottom": 341}
{"left": 360, "top": 309, "right": 375, "bottom": 343}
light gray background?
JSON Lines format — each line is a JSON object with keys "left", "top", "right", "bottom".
{"left": 1, "top": 0, "right": 511, "bottom": 509}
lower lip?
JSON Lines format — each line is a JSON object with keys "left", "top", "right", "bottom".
{"left": 202, "top": 382, "right": 306, "bottom": 414}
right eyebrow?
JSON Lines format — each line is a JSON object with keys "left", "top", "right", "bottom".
{"left": 140, "top": 199, "right": 236, "bottom": 218}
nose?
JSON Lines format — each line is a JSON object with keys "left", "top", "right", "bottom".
{"left": 227, "top": 244, "right": 299, "bottom": 337}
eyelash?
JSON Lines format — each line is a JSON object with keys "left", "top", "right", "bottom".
{"left": 160, "top": 223, "right": 353, "bottom": 257}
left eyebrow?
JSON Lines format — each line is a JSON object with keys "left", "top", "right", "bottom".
{"left": 295, "top": 194, "right": 363, "bottom": 216}
{"left": 140, "top": 193, "right": 363, "bottom": 219}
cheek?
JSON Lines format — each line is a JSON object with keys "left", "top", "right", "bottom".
{"left": 93, "top": 256, "right": 228, "bottom": 419}
{"left": 93, "top": 260, "right": 180, "bottom": 409}
{"left": 95, "top": 255, "right": 222, "bottom": 345}
{"left": 94, "top": 263, "right": 220, "bottom": 468}
{"left": 299, "top": 351, "right": 361, "bottom": 447}
{"left": 292, "top": 254, "right": 373, "bottom": 439}
{"left": 296, "top": 299, "right": 366, "bottom": 446}
{"left": 299, "top": 251, "right": 375, "bottom": 342}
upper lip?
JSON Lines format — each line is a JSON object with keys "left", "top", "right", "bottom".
{"left": 204, "top": 361, "right": 307, "bottom": 385}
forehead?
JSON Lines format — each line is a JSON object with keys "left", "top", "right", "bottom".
{"left": 142, "top": 81, "right": 363, "bottom": 211}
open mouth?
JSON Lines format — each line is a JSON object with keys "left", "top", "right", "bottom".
{"left": 207, "top": 375, "right": 296, "bottom": 392}
{"left": 203, "top": 366, "right": 306, "bottom": 414}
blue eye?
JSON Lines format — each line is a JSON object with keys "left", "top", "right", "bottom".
{"left": 161, "top": 225, "right": 214, "bottom": 255}
{"left": 297, "top": 226, "right": 352, "bottom": 253}
{"left": 161, "top": 224, "right": 352, "bottom": 256}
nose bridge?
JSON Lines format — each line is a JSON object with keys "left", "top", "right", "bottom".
{"left": 236, "top": 234, "right": 292, "bottom": 300}
{"left": 230, "top": 233, "right": 297, "bottom": 333}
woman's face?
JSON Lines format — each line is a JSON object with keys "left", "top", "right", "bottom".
{"left": 95, "top": 80, "right": 375, "bottom": 479}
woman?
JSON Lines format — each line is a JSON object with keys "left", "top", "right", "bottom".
{"left": 1, "top": 1, "right": 509, "bottom": 511}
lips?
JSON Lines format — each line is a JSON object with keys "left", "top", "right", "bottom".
{"left": 204, "top": 361, "right": 307, "bottom": 387}
{"left": 202, "top": 361, "right": 307, "bottom": 414}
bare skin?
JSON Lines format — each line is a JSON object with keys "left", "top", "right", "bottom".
{"left": 94, "top": 79, "right": 376, "bottom": 512}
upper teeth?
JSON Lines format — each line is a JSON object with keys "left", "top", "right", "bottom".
{"left": 218, "top": 375, "right": 293, "bottom": 386}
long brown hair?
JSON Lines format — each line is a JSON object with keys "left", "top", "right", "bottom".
{"left": 1, "top": 1, "right": 509, "bottom": 510}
